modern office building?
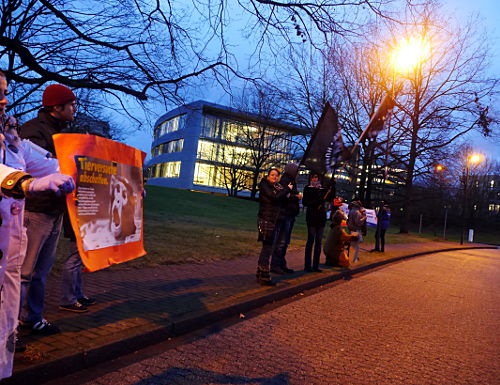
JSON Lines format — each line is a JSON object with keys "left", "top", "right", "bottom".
{"left": 145, "top": 100, "right": 307, "bottom": 195}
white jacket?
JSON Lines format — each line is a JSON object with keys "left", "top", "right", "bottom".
{"left": 0, "top": 128, "right": 59, "bottom": 379}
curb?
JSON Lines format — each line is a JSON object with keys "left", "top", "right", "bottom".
{"left": 8, "top": 245, "right": 497, "bottom": 385}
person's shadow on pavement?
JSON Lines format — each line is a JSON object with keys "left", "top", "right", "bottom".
{"left": 133, "top": 367, "right": 289, "bottom": 385}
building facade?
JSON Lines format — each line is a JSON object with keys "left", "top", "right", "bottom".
{"left": 145, "top": 100, "right": 306, "bottom": 195}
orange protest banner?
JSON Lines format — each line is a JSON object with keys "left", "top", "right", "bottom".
{"left": 54, "top": 133, "right": 146, "bottom": 272}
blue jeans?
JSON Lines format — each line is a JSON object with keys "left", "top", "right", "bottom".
{"left": 271, "top": 216, "right": 295, "bottom": 270}
{"left": 60, "top": 241, "right": 84, "bottom": 306}
{"left": 20, "top": 212, "right": 62, "bottom": 323}
{"left": 304, "top": 225, "right": 324, "bottom": 269}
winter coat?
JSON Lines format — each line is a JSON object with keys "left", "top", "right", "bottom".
{"left": 323, "top": 225, "right": 358, "bottom": 266}
{"left": 377, "top": 208, "right": 391, "bottom": 230}
{"left": 19, "top": 109, "right": 68, "bottom": 215}
{"left": 0, "top": 123, "right": 59, "bottom": 380}
{"left": 257, "top": 177, "right": 290, "bottom": 241}
{"left": 302, "top": 185, "right": 328, "bottom": 227}
{"left": 347, "top": 203, "right": 366, "bottom": 232}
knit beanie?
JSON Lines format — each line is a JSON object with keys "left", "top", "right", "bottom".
{"left": 42, "top": 84, "right": 76, "bottom": 107}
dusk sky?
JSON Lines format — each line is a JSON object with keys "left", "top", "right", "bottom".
{"left": 124, "top": 0, "right": 500, "bottom": 161}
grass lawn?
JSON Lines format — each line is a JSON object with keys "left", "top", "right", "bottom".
{"left": 53, "top": 185, "right": 496, "bottom": 272}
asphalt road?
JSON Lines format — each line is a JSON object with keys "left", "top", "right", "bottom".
{"left": 47, "top": 248, "right": 500, "bottom": 385}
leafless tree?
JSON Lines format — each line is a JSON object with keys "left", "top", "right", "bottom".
{"left": 0, "top": 0, "right": 394, "bottom": 125}
{"left": 214, "top": 145, "right": 252, "bottom": 197}
{"left": 379, "top": 4, "right": 499, "bottom": 233}
{"left": 232, "top": 85, "right": 301, "bottom": 199}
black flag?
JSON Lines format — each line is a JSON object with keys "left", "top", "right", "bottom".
{"left": 358, "top": 94, "right": 396, "bottom": 143}
{"left": 301, "top": 103, "right": 347, "bottom": 175}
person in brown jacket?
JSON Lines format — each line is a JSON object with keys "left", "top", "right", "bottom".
{"left": 324, "top": 210, "right": 358, "bottom": 267}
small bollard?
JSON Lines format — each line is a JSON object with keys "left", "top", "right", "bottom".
{"left": 468, "top": 229, "right": 474, "bottom": 243}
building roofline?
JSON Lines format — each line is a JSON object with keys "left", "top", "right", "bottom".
{"left": 155, "top": 100, "right": 308, "bottom": 135}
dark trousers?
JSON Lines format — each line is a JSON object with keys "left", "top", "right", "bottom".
{"left": 305, "top": 225, "right": 324, "bottom": 269}
{"left": 271, "top": 216, "right": 295, "bottom": 270}
{"left": 375, "top": 227, "right": 387, "bottom": 252}
{"left": 258, "top": 225, "right": 280, "bottom": 269}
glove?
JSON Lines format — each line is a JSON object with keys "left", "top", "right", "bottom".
{"left": 28, "top": 173, "right": 75, "bottom": 196}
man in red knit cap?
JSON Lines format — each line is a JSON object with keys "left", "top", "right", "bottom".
{"left": 17, "top": 84, "right": 80, "bottom": 337}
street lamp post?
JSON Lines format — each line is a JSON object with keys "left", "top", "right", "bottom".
{"left": 435, "top": 164, "right": 447, "bottom": 239}
{"left": 383, "top": 35, "right": 430, "bottom": 205}
{"left": 460, "top": 153, "right": 483, "bottom": 245}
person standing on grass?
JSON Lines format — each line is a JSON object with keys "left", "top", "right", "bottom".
{"left": 270, "top": 162, "right": 301, "bottom": 275}
{"left": 347, "top": 200, "right": 366, "bottom": 263}
{"left": 302, "top": 173, "right": 332, "bottom": 272}
{"left": 0, "top": 70, "right": 75, "bottom": 379}
{"left": 256, "top": 168, "right": 292, "bottom": 286}
{"left": 372, "top": 202, "right": 391, "bottom": 253}
{"left": 18, "top": 84, "right": 80, "bottom": 337}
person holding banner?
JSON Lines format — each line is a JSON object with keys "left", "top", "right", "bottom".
{"left": 0, "top": 70, "right": 75, "bottom": 380}
{"left": 323, "top": 210, "right": 358, "bottom": 267}
{"left": 347, "top": 200, "right": 366, "bottom": 263}
{"left": 256, "top": 168, "right": 292, "bottom": 286}
{"left": 19, "top": 84, "right": 78, "bottom": 334}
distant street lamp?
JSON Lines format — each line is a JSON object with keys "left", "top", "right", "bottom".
{"left": 435, "top": 164, "right": 447, "bottom": 238}
{"left": 460, "top": 153, "right": 484, "bottom": 244}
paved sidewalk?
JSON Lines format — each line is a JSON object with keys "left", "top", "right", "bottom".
{"left": 8, "top": 240, "right": 497, "bottom": 384}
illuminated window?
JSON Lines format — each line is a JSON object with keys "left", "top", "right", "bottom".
{"left": 154, "top": 115, "right": 185, "bottom": 138}
{"left": 193, "top": 161, "right": 253, "bottom": 189}
{"left": 489, "top": 204, "right": 500, "bottom": 213}
{"left": 151, "top": 139, "right": 184, "bottom": 157}
{"left": 490, "top": 180, "right": 495, "bottom": 189}
{"left": 194, "top": 162, "right": 215, "bottom": 186}
{"left": 197, "top": 140, "right": 250, "bottom": 164}
{"left": 151, "top": 161, "right": 181, "bottom": 178}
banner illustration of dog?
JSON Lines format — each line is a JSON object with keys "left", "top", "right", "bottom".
{"left": 54, "top": 134, "right": 146, "bottom": 272}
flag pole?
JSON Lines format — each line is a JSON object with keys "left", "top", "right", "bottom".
{"left": 333, "top": 92, "right": 396, "bottom": 182}
{"left": 332, "top": 112, "right": 377, "bottom": 182}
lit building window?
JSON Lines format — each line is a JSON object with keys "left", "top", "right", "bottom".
{"left": 489, "top": 204, "right": 500, "bottom": 213}
{"left": 151, "top": 139, "right": 184, "bottom": 157}
{"left": 197, "top": 140, "right": 250, "bottom": 165}
{"left": 490, "top": 180, "right": 495, "bottom": 189}
{"left": 152, "top": 161, "right": 181, "bottom": 178}
{"left": 154, "top": 115, "right": 185, "bottom": 138}
{"left": 193, "top": 161, "right": 253, "bottom": 188}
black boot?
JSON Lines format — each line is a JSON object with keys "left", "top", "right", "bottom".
{"left": 256, "top": 267, "right": 276, "bottom": 286}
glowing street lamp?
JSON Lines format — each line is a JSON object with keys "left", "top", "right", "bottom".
{"left": 390, "top": 36, "right": 431, "bottom": 75}
{"left": 377, "top": 35, "right": 431, "bottom": 203}
{"left": 460, "top": 152, "right": 484, "bottom": 244}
